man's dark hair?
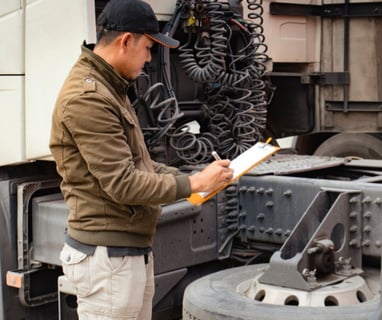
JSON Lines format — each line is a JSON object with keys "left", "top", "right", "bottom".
{"left": 96, "top": 25, "right": 122, "bottom": 44}
{"left": 96, "top": 25, "right": 143, "bottom": 45}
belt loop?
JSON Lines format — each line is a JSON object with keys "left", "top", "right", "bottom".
{"left": 144, "top": 253, "right": 149, "bottom": 265}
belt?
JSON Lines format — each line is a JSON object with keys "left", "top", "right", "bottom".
{"left": 65, "top": 233, "right": 151, "bottom": 263}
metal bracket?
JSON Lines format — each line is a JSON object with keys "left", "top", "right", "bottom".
{"left": 325, "top": 101, "right": 382, "bottom": 112}
{"left": 269, "top": 71, "right": 350, "bottom": 86}
{"left": 258, "top": 189, "right": 363, "bottom": 291}
{"left": 305, "top": 72, "right": 350, "bottom": 86}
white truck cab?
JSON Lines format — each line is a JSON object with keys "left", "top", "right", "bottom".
{"left": 0, "top": 0, "right": 96, "bottom": 165}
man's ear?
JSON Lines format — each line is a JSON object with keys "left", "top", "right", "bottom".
{"left": 120, "top": 32, "right": 133, "bottom": 49}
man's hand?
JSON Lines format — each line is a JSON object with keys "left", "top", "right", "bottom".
{"left": 189, "top": 159, "right": 234, "bottom": 193}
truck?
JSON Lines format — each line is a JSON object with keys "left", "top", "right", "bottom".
{"left": 1, "top": 0, "right": 382, "bottom": 319}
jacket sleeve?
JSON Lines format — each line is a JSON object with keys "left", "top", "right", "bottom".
{"left": 152, "top": 161, "right": 192, "bottom": 199}
{"left": 61, "top": 93, "right": 191, "bottom": 205}
{"left": 152, "top": 161, "right": 181, "bottom": 175}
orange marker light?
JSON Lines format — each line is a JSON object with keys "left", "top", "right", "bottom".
{"left": 6, "top": 271, "right": 23, "bottom": 289}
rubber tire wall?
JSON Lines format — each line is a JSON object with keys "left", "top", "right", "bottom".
{"left": 314, "top": 133, "right": 382, "bottom": 159}
{"left": 182, "top": 264, "right": 380, "bottom": 320}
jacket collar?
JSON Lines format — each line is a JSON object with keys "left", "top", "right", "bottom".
{"left": 81, "top": 42, "right": 130, "bottom": 96}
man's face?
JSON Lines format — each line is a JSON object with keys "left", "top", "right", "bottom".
{"left": 118, "top": 34, "right": 153, "bottom": 80}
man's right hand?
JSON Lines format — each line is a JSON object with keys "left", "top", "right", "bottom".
{"left": 188, "top": 159, "right": 233, "bottom": 193}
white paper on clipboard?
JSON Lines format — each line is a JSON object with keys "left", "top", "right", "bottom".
{"left": 187, "top": 142, "right": 280, "bottom": 205}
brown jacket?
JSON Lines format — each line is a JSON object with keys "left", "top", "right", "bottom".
{"left": 50, "top": 44, "right": 191, "bottom": 248}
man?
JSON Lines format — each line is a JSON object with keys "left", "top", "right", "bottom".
{"left": 49, "top": 0, "right": 233, "bottom": 319}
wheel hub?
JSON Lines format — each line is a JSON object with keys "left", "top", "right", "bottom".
{"left": 237, "top": 273, "right": 374, "bottom": 307}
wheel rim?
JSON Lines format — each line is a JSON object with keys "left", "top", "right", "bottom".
{"left": 237, "top": 274, "right": 375, "bottom": 307}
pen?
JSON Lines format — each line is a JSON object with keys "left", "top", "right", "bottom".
{"left": 211, "top": 150, "right": 222, "bottom": 161}
{"left": 262, "top": 137, "right": 272, "bottom": 148}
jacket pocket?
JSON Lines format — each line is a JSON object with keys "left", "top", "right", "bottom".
{"left": 60, "top": 244, "right": 90, "bottom": 297}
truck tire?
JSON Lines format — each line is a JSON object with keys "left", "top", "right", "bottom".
{"left": 182, "top": 264, "right": 380, "bottom": 320}
{"left": 314, "top": 133, "right": 382, "bottom": 159}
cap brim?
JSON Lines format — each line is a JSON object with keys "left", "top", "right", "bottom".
{"left": 145, "top": 33, "right": 179, "bottom": 49}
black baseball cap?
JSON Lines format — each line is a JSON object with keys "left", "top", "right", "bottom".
{"left": 97, "top": 0, "right": 179, "bottom": 48}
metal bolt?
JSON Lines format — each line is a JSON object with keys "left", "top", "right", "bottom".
{"left": 275, "top": 228, "right": 283, "bottom": 236}
{"left": 256, "top": 213, "right": 265, "bottom": 220}
{"left": 363, "top": 211, "right": 372, "bottom": 219}
{"left": 239, "top": 211, "right": 247, "bottom": 218}
{"left": 349, "top": 196, "right": 359, "bottom": 204}
{"left": 302, "top": 268, "right": 317, "bottom": 285}
{"left": 363, "top": 225, "right": 372, "bottom": 233}
{"left": 265, "top": 188, "right": 273, "bottom": 195}
{"left": 362, "top": 196, "right": 372, "bottom": 204}
{"left": 265, "top": 228, "right": 273, "bottom": 235}
{"left": 227, "top": 198, "right": 238, "bottom": 206}
{"left": 362, "top": 240, "right": 371, "bottom": 247}
{"left": 228, "top": 223, "right": 238, "bottom": 231}
{"left": 336, "top": 257, "right": 352, "bottom": 275}
{"left": 349, "top": 211, "right": 358, "bottom": 219}
{"left": 239, "top": 186, "right": 247, "bottom": 192}
{"left": 349, "top": 239, "right": 360, "bottom": 247}
{"left": 283, "top": 189, "right": 292, "bottom": 197}
{"left": 227, "top": 210, "right": 239, "bottom": 218}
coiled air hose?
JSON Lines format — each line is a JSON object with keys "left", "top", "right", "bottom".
{"left": 132, "top": 0, "right": 272, "bottom": 165}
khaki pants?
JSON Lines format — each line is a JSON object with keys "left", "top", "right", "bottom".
{"left": 60, "top": 244, "right": 154, "bottom": 320}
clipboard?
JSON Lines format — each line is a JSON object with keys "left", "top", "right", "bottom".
{"left": 187, "top": 142, "right": 280, "bottom": 205}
